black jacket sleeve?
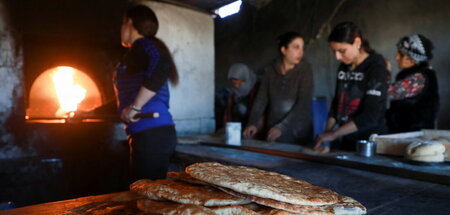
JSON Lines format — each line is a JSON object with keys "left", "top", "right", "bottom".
{"left": 143, "top": 53, "right": 171, "bottom": 92}
{"left": 328, "top": 81, "right": 339, "bottom": 120}
{"left": 126, "top": 41, "right": 172, "bottom": 92}
{"left": 352, "top": 64, "right": 388, "bottom": 130}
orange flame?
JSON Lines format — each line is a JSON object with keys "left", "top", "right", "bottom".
{"left": 52, "top": 66, "right": 86, "bottom": 116}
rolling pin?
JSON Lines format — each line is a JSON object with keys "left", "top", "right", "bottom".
{"left": 134, "top": 112, "right": 159, "bottom": 119}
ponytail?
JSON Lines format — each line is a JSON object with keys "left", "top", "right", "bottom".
{"left": 125, "top": 5, "right": 179, "bottom": 85}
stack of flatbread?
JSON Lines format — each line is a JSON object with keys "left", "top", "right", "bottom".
{"left": 130, "top": 176, "right": 258, "bottom": 214}
{"left": 130, "top": 162, "right": 366, "bottom": 215}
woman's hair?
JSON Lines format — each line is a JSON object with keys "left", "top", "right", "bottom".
{"left": 277, "top": 31, "right": 303, "bottom": 53}
{"left": 125, "top": 5, "right": 179, "bottom": 85}
{"left": 328, "top": 22, "right": 374, "bottom": 54}
{"left": 126, "top": 5, "right": 159, "bottom": 37}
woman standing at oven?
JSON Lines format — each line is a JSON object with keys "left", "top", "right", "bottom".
{"left": 314, "top": 22, "right": 388, "bottom": 153}
{"left": 114, "top": 5, "right": 179, "bottom": 181}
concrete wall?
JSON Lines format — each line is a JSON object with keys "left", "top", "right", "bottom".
{"left": 0, "top": 0, "right": 30, "bottom": 158}
{"left": 138, "top": 1, "right": 216, "bottom": 135}
{"left": 215, "top": 0, "right": 450, "bottom": 129}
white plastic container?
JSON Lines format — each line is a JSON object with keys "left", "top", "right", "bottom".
{"left": 225, "top": 122, "right": 241, "bottom": 146}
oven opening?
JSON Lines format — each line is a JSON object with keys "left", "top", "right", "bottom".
{"left": 26, "top": 66, "right": 104, "bottom": 123}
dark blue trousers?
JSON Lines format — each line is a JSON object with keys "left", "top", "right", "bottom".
{"left": 128, "top": 125, "right": 177, "bottom": 181}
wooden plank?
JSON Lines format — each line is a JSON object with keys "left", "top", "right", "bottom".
{"left": 2, "top": 192, "right": 140, "bottom": 215}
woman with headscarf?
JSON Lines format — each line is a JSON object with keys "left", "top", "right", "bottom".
{"left": 243, "top": 31, "right": 313, "bottom": 144}
{"left": 387, "top": 34, "right": 439, "bottom": 133}
{"left": 224, "top": 63, "right": 259, "bottom": 127}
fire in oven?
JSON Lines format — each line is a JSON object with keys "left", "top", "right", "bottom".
{"left": 25, "top": 65, "right": 113, "bottom": 123}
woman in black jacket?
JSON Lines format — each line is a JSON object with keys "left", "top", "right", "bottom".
{"left": 387, "top": 34, "right": 439, "bottom": 133}
{"left": 314, "top": 22, "right": 389, "bottom": 153}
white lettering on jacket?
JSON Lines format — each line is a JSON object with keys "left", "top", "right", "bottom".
{"left": 338, "top": 71, "right": 364, "bottom": 81}
{"left": 366, "top": 89, "right": 381, "bottom": 96}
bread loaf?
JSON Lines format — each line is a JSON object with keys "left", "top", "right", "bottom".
{"left": 405, "top": 141, "right": 445, "bottom": 162}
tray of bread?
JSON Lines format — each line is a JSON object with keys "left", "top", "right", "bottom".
{"left": 130, "top": 162, "right": 367, "bottom": 215}
{"left": 370, "top": 129, "right": 450, "bottom": 163}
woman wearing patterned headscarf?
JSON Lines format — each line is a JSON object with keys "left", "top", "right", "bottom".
{"left": 386, "top": 34, "right": 439, "bottom": 133}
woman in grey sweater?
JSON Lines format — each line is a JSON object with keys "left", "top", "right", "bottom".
{"left": 243, "top": 32, "right": 313, "bottom": 144}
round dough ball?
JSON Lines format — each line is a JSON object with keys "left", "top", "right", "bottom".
{"left": 406, "top": 154, "right": 445, "bottom": 163}
{"left": 406, "top": 141, "right": 445, "bottom": 157}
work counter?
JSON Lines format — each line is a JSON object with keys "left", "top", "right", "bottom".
{"left": 180, "top": 136, "right": 450, "bottom": 186}
{"left": 3, "top": 137, "right": 450, "bottom": 214}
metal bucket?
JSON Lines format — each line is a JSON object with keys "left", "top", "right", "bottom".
{"left": 356, "top": 140, "right": 377, "bottom": 157}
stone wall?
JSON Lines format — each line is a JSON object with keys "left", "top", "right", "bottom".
{"left": 0, "top": 0, "right": 30, "bottom": 158}
{"left": 138, "top": 1, "right": 216, "bottom": 135}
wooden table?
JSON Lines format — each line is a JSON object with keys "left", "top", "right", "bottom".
{"left": 2, "top": 192, "right": 143, "bottom": 215}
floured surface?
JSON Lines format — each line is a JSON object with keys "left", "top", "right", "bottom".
{"left": 130, "top": 179, "right": 250, "bottom": 206}
{"left": 186, "top": 162, "right": 339, "bottom": 206}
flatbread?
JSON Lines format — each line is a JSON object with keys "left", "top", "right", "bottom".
{"left": 137, "top": 199, "right": 215, "bottom": 215}
{"left": 130, "top": 179, "right": 154, "bottom": 187}
{"left": 167, "top": 171, "right": 210, "bottom": 185}
{"left": 186, "top": 162, "right": 339, "bottom": 206}
{"left": 216, "top": 185, "right": 366, "bottom": 215}
{"left": 259, "top": 209, "right": 299, "bottom": 215}
{"left": 209, "top": 205, "right": 261, "bottom": 215}
{"left": 130, "top": 179, "right": 164, "bottom": 201}
{"left": 137, "top": 199, "right": 261, "bottom": 215}
{"left": 130, "top": 179, "right": 250, "bottom": 206}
